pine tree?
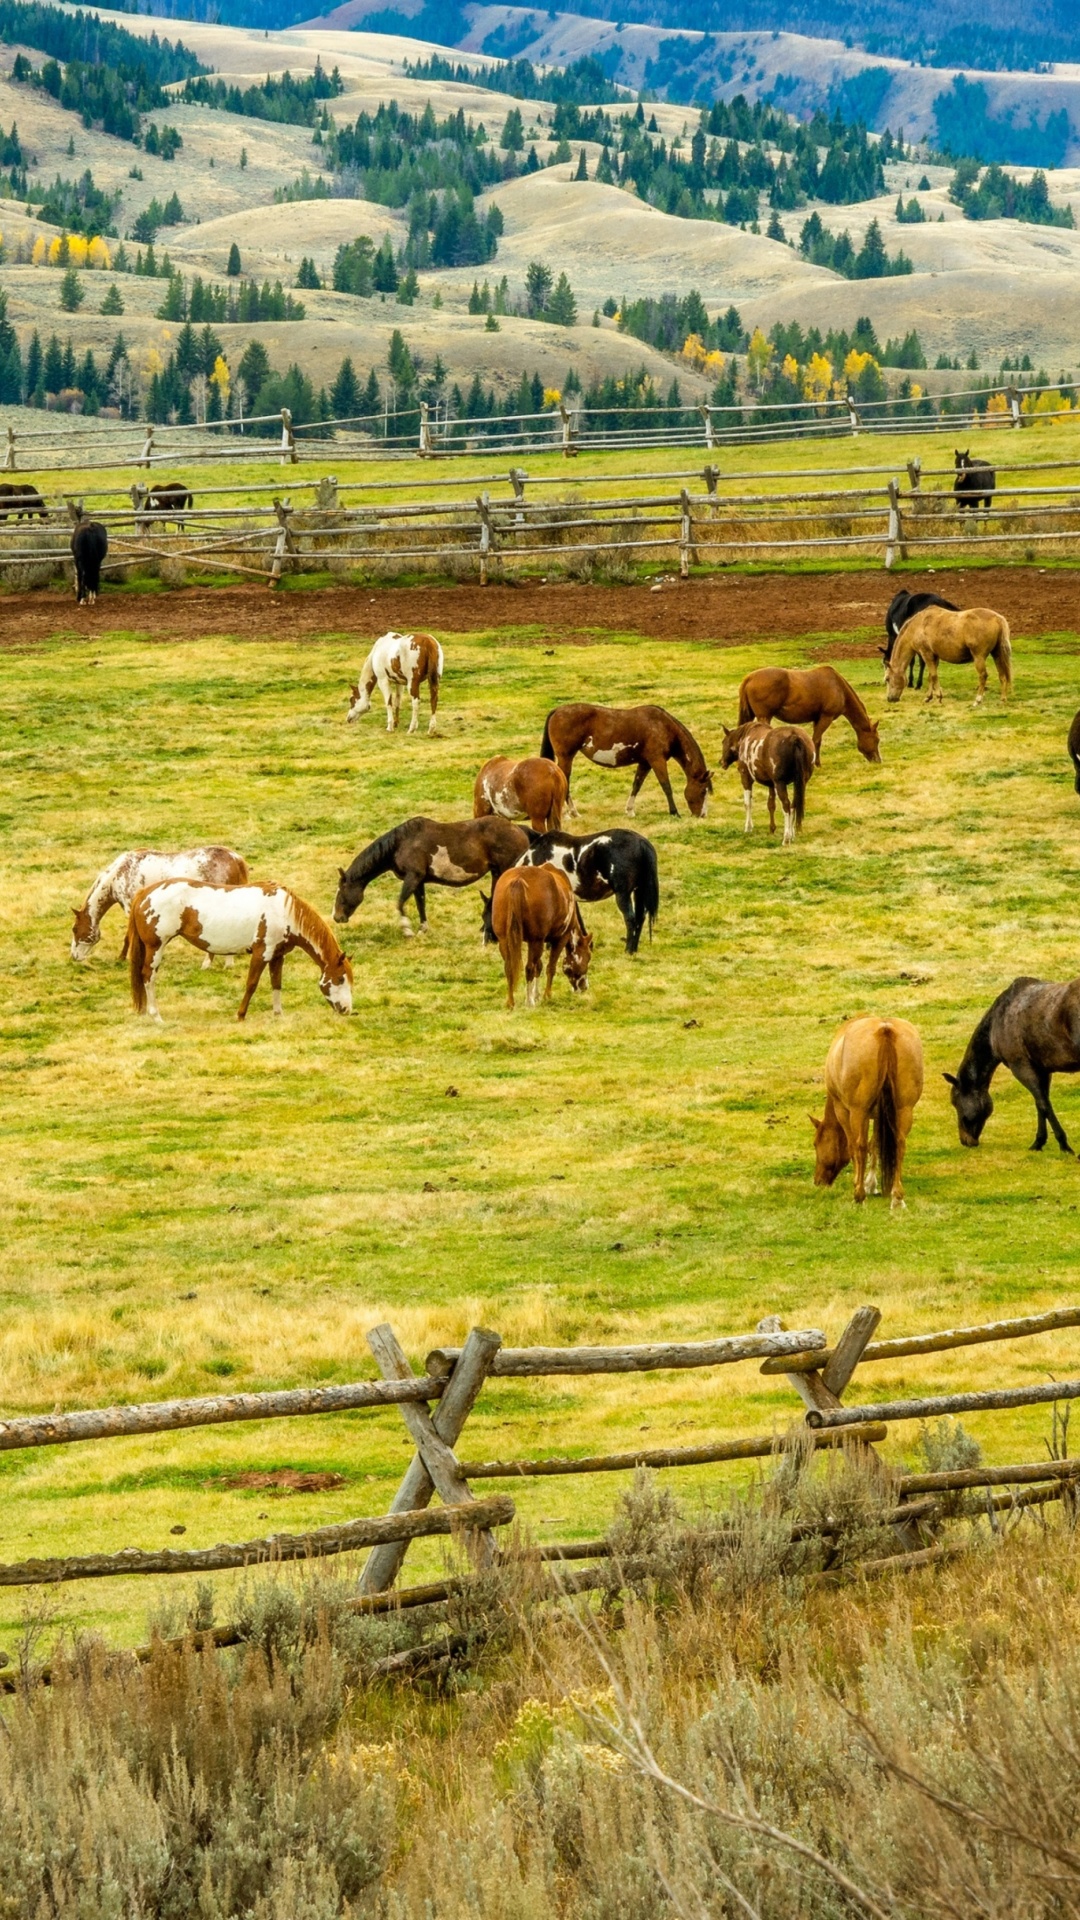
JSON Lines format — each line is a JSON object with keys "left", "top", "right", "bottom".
{"left": 59, "top": 268, "right": 84, "bottom": 312}
{"left": 372, "top": 235, "right": 398, "bottom": 293}
{"left": 43, "top": 334, "right": 64, "bottom": 395}
{"left": 101, "top": 281, "right": 124, "bottom": 314}
{"left": 331, "top": 355, "right": 359, "bottom": 417}
{"left": 0, "top": 288, "right": 21, "bottom": 402}
{"left": 360, "top": 366, "right": 381, "bottom": 420}
{"left": 546, "top": 272, "right": 577, "bottom": 327}
{"left": 296, "top": 256, "right": 320, "bottom": 289}
{"left": 500, "top": 107, "right": 524, "bottom": 152}
{"left": 25, "top": 329, "right": 42, "bottom": 400}
{"left": 227, "top": 241, "right": 242, "bottom": 277}
{"left": 575, "top": 147, "right": 587, "bottom": 181}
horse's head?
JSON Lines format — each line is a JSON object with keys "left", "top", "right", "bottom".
{"left": 719, "top": 726, "right": 741, "bottom": 769}
{"left": 810, "top": 1110, "right": 850, "bottom": 1186}
{"left": 70, "top": 904, "right": 99, "bottom": 961}
{"left": 884, "top": 655, "right": 907, "bottom": 705}
{"left": 860, "top": 718, "right": 883, "bottom": 763}
{"left": 955, "top": 449, "right": 971, "bottom": 471}
{"left": 944, "top": 1070, "right": 991, "bottom": 1147}
{"left": 345, "top": 681, "right": 366, "bottom": 724}
{"left": 563, "top": 916, "right": 593, "bottom": 993}
{"left": 319, "top": 948, "right": 354, "bottom": 1015}
{"left": 479, "top": 889, "right": 497, "bottom": 946}
{"left": 685, "top": 767, "right": 714, "bottom": 818}
{"left": 332, "top": 865, "right": 365, "bottom": 924}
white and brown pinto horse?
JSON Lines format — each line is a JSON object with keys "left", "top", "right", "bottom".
{"left": 347, "top": 631, "right": 443, "bottom": 734}
{"left": 491, "top": 865, "right": 592, "bottom": 1010}
{"left": 128, "top": 881, "right": 353, "bottom": 1022}
{"left": 886, "top": 606, "right": 1012, "bottom": 706}
{"left": 71, "top": 846, "right": 248, "bottom": 962}
{"left": 812, "top": 1016, "right": 924, "bottom": 1209}
{"left": 720, "top": 722, "right": 814, "bottom": 845}
{"left": 541, "top": 703, "right": 712, "bottom": 818}
{"left": 474, "top": 756, "right": 568, "bottom": 833}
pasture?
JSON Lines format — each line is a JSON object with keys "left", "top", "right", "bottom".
{"left": 3, "top": 590, "right": 1080, "bottom": 1652}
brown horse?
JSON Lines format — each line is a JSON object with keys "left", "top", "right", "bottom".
{"left": 885, "top": 606, "right": 1012, "bottom": 706}
{"left": 474, "top": 757, "right": 567, "bottom": 833}
{"left": 540, "top": 703, "right": 712, "bottom": 818}
{"left": 720, "top": 721, "right": 814, "bottom": 845}
{"left": 812, "top": 1016, "right": 924, "bottom": 1208}
{"left": 737, "top": 667, "right": 881, "bottom": 767}
{"left": 491, "top": 865, "right": 593, "bottom": 1009}
{"left": 333, "top": 816, "right": 530, "bottom": 936}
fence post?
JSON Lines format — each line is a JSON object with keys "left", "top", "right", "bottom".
{"left": 2, "top": 426, "right": 15, "bottom": 471}
{"left": 418, "top": 400, "right": 433, "bottom": 458}
{"left": 1008, "top": 382, "right": 1022, "bottom": 428}
{"left": 137, "top": 424, "right": 154, "bottom": 468}
{"left": 885, "top": 479, "right": 904, "bottom": 570}
{"left": 846, "top": 393, "right": 861, "bottom": 435}
{"left": 509, "top": 466, "right": 527, "bottom": 525}
{"left": 280, "top": 407, "right": 297, "bottom": 465}
{"left": 476, "top": 490, "right": 492, "bottom": 584}
{"left": 558, "top": 401, "right": 578, "bottom": 458}
{"left": 703, "top": 464, "right": 720, "bottom": 496}
{"left": 679, "top": 487, "right": 692, "bottom": 578}
{"left": 906, "top": 456, "right": 922, "bottom": 493}
{"left": 130, "top": 482, "right": 151, "bottom": 538}
{"left": 700, "top": 405, "right": 714, "bottom": 450}
{"left": 269, "top": 497, "right": 293, "bottom": 586}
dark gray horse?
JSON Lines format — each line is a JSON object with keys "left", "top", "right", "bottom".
{"left": 946, "top": 977, "right": 1080, "bottom": 1153}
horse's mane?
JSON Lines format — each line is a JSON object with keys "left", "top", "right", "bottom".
{"left": 665, "top": 711, "right": 707, "bottom": 775}
{"left": 287, "top": 893, "right": 343, "bottom": 967}
{"left": 957, "top": 1005, "right": 998, "bottom": 1089}
{"left": 345, "top": 819, "right": 418, "bottom": 883}
{"left": 835, "top": 671, "right": 873, "bottom": 726}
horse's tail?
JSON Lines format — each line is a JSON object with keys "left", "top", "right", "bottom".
{"left": 546, "top": 771, "right": 566, "bottom": 831}
{"left": 502, "top": 878, "right": 525, "bottom": 994}
{"left": 875, "top": 1026, "right": 901, "bottom": 1198}
{"left": 638, "top": 840, "right": 660, "bottom": 940}
{"left": 128, "top": 904, "right": 147, "bottom": 1012}
{"left": 995, "top": 618, "right": 1013, "bottom": 692}
{"left": 791, "top": 739, "right": 810, "bottom": 829}
{"left": 737, "top": 677, "right": 754, "bottom": 725}
{"left": 540, "top": 711, "right": 555, "bottom": 760}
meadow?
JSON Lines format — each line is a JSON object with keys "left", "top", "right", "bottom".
{"left": 3, "top": 582, "right": 1080, "bottom": 1655}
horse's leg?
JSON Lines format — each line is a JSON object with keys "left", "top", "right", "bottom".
{"left": 407, "top": 664, "right": 421, "bottom": 734}
{"left": 614, "top": 885, "right": 637, "bottom": 954}
{"left": 527, "top": 939, "right": 544, "bottom": 1009}
{"left": 766, "top": 782, "right": 777, "bottom": 836}
{"left": 427, "top": 673, "right": 439, "bottom": 734}
{"left": 849, "top": 1108, "right": 871, "bottom": 1201}
{"left": 559, "top": 754, "right": 580, "bottom": 818}
{"left": 625, "top": 762, "right": 650, "bottom": 818}
{"left": 812, "top": 717, "right": 828, "bottom": 766}
{"left": 269, "top": 951, "right": 285, "bottom": 1016}
{"left": 973, "top": 655, "right": 988, "bottom": 707}
{"left": 890, "top": 1111, "right": 916, "bottom": 1210}
{"left": 143, "top": 939, "right": 166, "bottom": 1022}
{"left": 543, "top": 936, "right": 563, "bottom": 1002}
{"left": 396, "top": 874, "right": 419, "bottom": 936}
{"left": 925, "top": 654, "right": 941, "bottom": 703}
{"left": 741, "top": 771, "right": 753, "bottom": 834}
{"left": 236, "top": 948, "right": 266, "bottom": 1021}
{"left": 651, "top": 756, "right": 678, "bottom": 816}
{"left": 778, "top": 783, "right": 797, "bottom": 845}
{"left": 414, "top": 884, "right": 428, "bottom": 933}
{"left": 1015, "top": 1063, "right": 1072, "bottom": 1154}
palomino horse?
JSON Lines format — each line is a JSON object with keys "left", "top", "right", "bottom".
{"left": 517, "top": 827, "right": 659, "bottom": 955}
{"left": 474, "top": 757, "right": 567, "bottom": 833}
{"left": 491, "top": 865, "right": 593, "bottom": 1010}
{"left": 540, "top": 703, "right": 712, "bottom": 818}
{"left": 333, "top": 816, "right": 530, "bottom": 936}
{"left": 886, "top": 606, "right": 1012, "bottom": 706}
{"left": 128, "top": 881, "right": 353, "bottom": 1022}
{"left": 737, "top": 666, "right": 881, "bottom": 767}
{"left": 947, "top": 976, "right": 1080, "bottom": 1154}
{"left": 71, "top": 846, "right": 248, "bottom": 962}
{"left": 720, "top": 722, "right": 814, "bottom": 845}
{"left": 882, "top": 589, "right": 958, "bottom": 691}
{"left": 347, "top": 631, "right": 443, "bottom": 734}
{"left": 812, "top": 1016, "right": 924, "bottom": 1208}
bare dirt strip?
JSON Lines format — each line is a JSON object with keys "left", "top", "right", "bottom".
{"left": 1, "top": 568, "right": 1076, "bottom": 651}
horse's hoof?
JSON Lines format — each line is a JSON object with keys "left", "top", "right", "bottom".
{"left": 1030, "top": 1141, "right": 1045, "bottom": 1152}
{"left": 890, "top": 1197, "right": 907, "bottom": 1212}
{"left": 415, "top": 923, "right": 429, "bottom": 935}
{"left": 854, "top": 1193, "right": 865, "bottom": 1204}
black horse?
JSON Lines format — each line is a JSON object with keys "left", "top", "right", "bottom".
{"left": 481, "top": 828, "right": 659, "bottom": 955}
{"left": 333, "top": 815, "right": 530, "bottom": 935}
{"left": 1068, "top": 710, "right": 1080, "bottom": 796}
{"left": 71, "top": 515, "right": 108, "bottom": 604}
{"left": 946, "top": 976, "right": 1080, "bottom": 1154}
{"left": 883, "top": 589, "right": 959, "bottom": 691}
{"left": 954, "top": 449, "right": 995, "bottom": 516}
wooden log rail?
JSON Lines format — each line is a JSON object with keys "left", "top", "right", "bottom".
{"left": 805, "top": 1378, "right": 1080, "bottom": 1430}
{"left": 457, "top": 1425, "right": 890, "bottom": 1480}
{"left": 759, "top": 1305, "right": 1080, "bottom": 1375}
{"left": 426, "top": 1330, "right": 825, "bottom": 1377}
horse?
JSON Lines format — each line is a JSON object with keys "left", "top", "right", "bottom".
{"left": 720, "top": 722, "right": 814, "bottom": 845}
{"left": 946, "top": 976, "right": 1080, "bottom": 1154}
{"left": 540, "top": 703, "right": 712, "bottom": 818}
{"left": 812, "top": 1016, "right": 924, "bottom": 1209}
{"left": 736, "top": 666, "right": 881, "bottom": 767}
{"left": 0, "top": 482, "right": 47, "bottom": 521}
{"left": 954, "top": 449, "right": 995, "bottom": 517}
{"left": 333, "top": 816, "right": 530, "bottom": 936}
{"left": 474, "top": 757, "right": 567, "bottom": 833}
{"left": 347, "top": 631, "right": 443, "bottom": 734}
{"left": 883, "top": 589, "right": 959, "bottom": 691}
{"left": 132, "top": 480, "right": 193, "bottom": 530}
{"left": 885, "top": 605, "right": 1012, "bottom": 706}
{"left": 71, "top": 514, "right": 108, "bottom": 604}
{"left": 490, "top": 865, "right": 593, "bottom": 1010}
{"left": 127, "top": 881, "right": 353, "bottom": 1023}
{"left": 1068, "top": 710, "right": 1080, "bottom": 795}
{"left": 71, "top": 846, "right": 249, "bottom": 962}
{"left": 513, "top": 827, "right": 659, "bottom": 955}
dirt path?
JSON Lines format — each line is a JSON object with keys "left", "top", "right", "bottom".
{"left": 2, "top": 568, "right": 1075, "bottom": 651}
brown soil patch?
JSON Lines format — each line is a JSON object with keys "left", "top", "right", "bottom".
{"left": 218, "top": 1470, "right": 345, "bottom": 1493}
{"left": 2, "top": 568, "right": 1076, "bottom": 652}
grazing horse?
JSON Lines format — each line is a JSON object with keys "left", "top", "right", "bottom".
{"left": 954, "top": 449, "right": 995, "bottom": 517}
{"left": 71, "top": 846, "right": 249, "bottom": 962}
{"left": 946, "top": 976, "right": 1080, "bottom": 1154}
{"left": 70, "top": 513, "right": 108, "bottom": 604}
{"left": 885, "top": 605, "right": 1012, "bottom": 706}
{"left": 128, "top": 881, "right": 352, "bottom": 1023}
{"left": 883, "top": 589, "right": 959, "bottom": 691}
{"left": 347, "top": 631, "right": 443, "bottom": 734}
{"left": 132, "top": 480, "right": 193, "bottom": 530}
{"left": 720, "top": 722, "right": 814, "bottom": 845}
{"left": 0, "top": 482, "right": 47, "bottom": 521}
{"left": 737, "top": 667, "right": 881, "bottom": 767}
{"left": 515, "top": 828, "right": 659, "bottom": 955}
{"left": 333, "top": 816, "right": 530, "bottom": 936}
{"left": 474, "top": 756, "right": 567, "bottom": 833}
{"left": 490, "top": 865, "right": 592, "bottom": 1010}
{"left": 812, "top": 1016, "right": 924, "bottom": 1209}
{"left": 1068, "top": 710, "right": 1080, "bottom": 795}
{"left": 540, "top": 703, "right": 712, "bottom": 818}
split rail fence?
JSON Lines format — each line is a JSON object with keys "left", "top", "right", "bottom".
{"left": 1, "top": 1301, "right": 1079, "bottom": 1684}
{"left": 5, "top": 450, "right": 1080, "bottom": 588}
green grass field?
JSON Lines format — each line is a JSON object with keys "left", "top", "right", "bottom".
{"left": 4, "top": 596, "right": 1080, "bottom": 1651}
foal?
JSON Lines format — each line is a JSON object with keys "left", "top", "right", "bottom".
{"left": 720, "top": 723, "right": 814, "bottom": 845}
{"left": 490, "top": 866, "right": 592, "bottom": 1009}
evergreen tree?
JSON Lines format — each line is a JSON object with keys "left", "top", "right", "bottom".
{"left": 574, "top": 147, "right": 587, "bottom": 181}
{"left": 525, "top": 261, "right": 552, "bottom": 317}
{"left": 157, "top": 275, "right": 185, "bottom": 321}
{"left": 0, "top": 288, "right": 21, "bottom": 402}
{"left": 854, "top": 218, "right": 888, "bottom": 278}
{"left": 59, "top": 268, "right": 84, "bottom": 311}
{"left": 101, "top": 281, "right": 124, "bottom": 314}
{"left": 25, "top": 329, "right": 42, "bottom": 400}
{"left": 331, "top": 355, "right": 359, "bottom": 416}
{"left": 43, "top": 333, "right": 64, "bottom": 394}
{"left": 500, "top": 107, "right": 524, "bottom": 152}
{"left": 360, "top": 366, "right": 381, "bottom": 421}
{"left": 227, "top": 241, "right": 242, "bottom": 276}
{"left": 546, "top": 271, "right": 577, "bottom": 327}
{"left": 372, "top": 234, "right": 398, "bottom": 293}
{"left": 766, "top": 208, "right": 786, "bottom": 241}
{"left": 60, "top": 338, "right": 76, "bottom": 388}
{"left": 387, "top": 328, "right": 415, "bottom": 389}
{"left": 296, "top": 255, "right": 320, "bottom": 289}
{"left": 237, "top": 339, "right": 271, "bottom": 395}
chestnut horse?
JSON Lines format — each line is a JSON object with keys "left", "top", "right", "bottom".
{"left": 128, "top": 881, "right": 352, "bottom": 1022}
{"left": 540, "top": 703, "right": 712, "bottom": 818}
{"left": 812, "top": 1016, "right": 924, "bottom": 1208}
{"left": 737, "top": 667, "right": 881, "bottom": 767}
{"left": 474, "top": 756, "right": 567, "bottom": 833}
{"left": 490, "top": 865, "right": 593, "bottom": 1009}
{"left": 333, "top": 816, "right": 530, "bottom": 935}
{"left": 885, "top": 606, "right": 1012, "bottom": 707}
{"left": 720, "top": 722, "right": 814, "bottom": 845}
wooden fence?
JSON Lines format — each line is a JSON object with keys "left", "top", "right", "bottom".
{"left": 0, "top": 1302, "right": 1078, "bottom": 1679}
{"left": 4, "top": 450, "right": 1080, "bottom": 588}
